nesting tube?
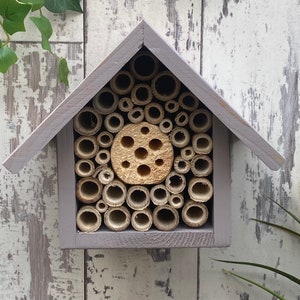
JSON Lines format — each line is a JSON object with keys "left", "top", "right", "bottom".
{"left": 74, "top": 136, "right": 99, "bottom": 159}
{"left": 189, "top": 109, "right": 212, "bottom": 133}
{"left": 126, "top": 185, "right": 150, "bottom": 210}
{"left": 76, "top": 205, "right": 101, "bottom": 232}
{"left": 73, "top": 107, "right": 102, "bottom": 136}
{"left": 192, "top": 133, "right": 213, "bottom": 154}
{"left": 75, "top": 159, "right": 95, "bottom": 177}
{"left": 92, "top": 87, "right": 118, "bottom": 115}
{"left": 110, "top": 70, "right": 135, "bottom": 95}
{"left": 97, "top": 131, "right": 114, "bottom": 148}
{"left": 159, "top": 118, "right": 173, "bottom": 134}
{"left": 98, "top": 167, "right": 114, "bottom": 185}
{"left": 131, "top": 83, "right": 153, "bottom": 106}
{"left": 188, "top": 177, "right": 213, "bottom": 202}
{"left": 165, "top": 171, "right": 186, "bottom": 194}
{"left": 182, "top": 200, "right": 208, "bottom": 228}
{"left": 191, "top": 154, "right": 213, "bottom": 177}
{"left": 151, "top": 71, "right": 181, "bottom": 101}
{"left": 150, "top": 184, "right": 170, "bottom": 206}
{"left": 175, "top": 111, "right": 189, "bottom": 127}
{"left": 181, "top": 146, "right": 195, "bottom": 161}
{"left": 131, "top": 209, "right": 153, "bottom": 232}
{"left": 118, "top": 97, "right": 134, "bottom": 112}
{"left": 95, "top": 199, "right": 108, "bottom": 213}
{"left": 104, "top": 112, "right": 124, "bottom": 133}
{"left": 153, "top": 205, "right": 179, "bottom": 231}
{"left": 174, "top": 156, "right": 191, "bottom": 174}
{"left": 144, "top": 102, "right": 164, "bottom": 125}
{"left": 128, "top": 107, "right": 144, "bottom": 124}
{"left": 95, "top": 149, "right": 110, "bottom": 165}
{"left": 104, "top": 206, "right": 131, "bottom": 231}
{"left": 76, "top": 177, "right": 102, "bottom": 204}
{"left": 178, "top": 92, "right": 199, "bottom": 111}
{"left": 130, "top": 51, "right": 159, "bottom": 81}
{"left": 102, "top": 180, "right": 127, "bottom": 207}
{"left": 169, "top": 127, "right": 190, "bottom": 148}
{"left": 165, "top": 100, "right": 179, "bottom": 114}
{"left": 168, "top": 194, "right": 184, "bottom": 209}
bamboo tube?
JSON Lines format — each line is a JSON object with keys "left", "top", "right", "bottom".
{"left": 165, "top": 171, "right": 186, "bottom": 194}
{"left": 73, "top": 107, "right": 102, "bottom": 136}
{"left": 178, "top": 91, "right": 199, "bottom": 111}
{"left": 96, "top": 131, "right": 113, "bottom": 148}
{"left": 174, "top": 111, "right": 189, "bottom": 127}
{"left": 95, "top": 199, "right": 108, "bottom": 213}
{"left": 95, "top": 149, "right": 110, "bottom": 165}
{"left": 150, "top": 184, "right": 170, "bottom": 206}
{"left": 104, "top": 112, "right": 124, "bottom": 133}
{"left": 182, "top": 200, "right": 208, "bottom": 228}
{"left": 159, "top": 118, "right": 173, "bottom": 134}
{"left": 118, "top": 97, "right": 134, "bottom": 112}
{"left": 76, "top": 205, "right": 102, "bottom": 232}
{"left": 131, "top": 209, "right": 153, "bottom": 232}
{"left": 74, "top": 136, "right": 99, "bottom": 159}
{"left": 191, "top": 154, "right": 213, "bottom": 177}
{"left": 181, "top": 146, "right": 195, "bottom": 161}
{"left": 76, "top": 177, "right": 102, "bottom": 204}
{"left": 92, "top": 164, "right": 108, "bottom": 178}
{"left": 127, "top": 107, "right": 144, "bottom": 124}
{"left": 104, "top": 206, "right": 131, "bottom": 231}
{"left": 130, "top": 51, "right": 159, "bottom": 81}
{"left": 188, "top": 177, "right": 213, "bottom": 202}
{"left": 110, "top": 70, "right": 135, "bottom": 95}
{"left": 165, "top": 100, "right": 179, "bottom": 114}
{"left": 169, "top": 127, "right": 190, "bottom": 148}
{"left": 151, "top": 71, "right": 181, "bottom": 101}
{"left": 173, "top": 156, "right": 191, "bottom": 174}
{"left": 168, "top": 194, "right": 184, "bottom": 209}
{"left": 144, "top": 102, "right": 164, "bottom": 125}
{"left": 102, "top": 180, "right": 127, "bottom": 207}
{"left": 98, "top": 167, "right": 114, "bottom": 185}
{"left": 153, "top": 205, "right": 179, "bottom": 231}
{"left": 92, "top": 87, "right": 119, "bottom": 115}
{"left": 75, "top": 159, "right": 95, "bottom": 177}
{"left": 192, "top": 133, "right": 213, "bottom": 154}
{"left": 131, "top": 83, "right": 153, "bottom": 106}
{"left": 126, "top": 185, "right": 150, "bottom": 210}
{"left": 189, "top": 109, "right": 212, "bottom": 133}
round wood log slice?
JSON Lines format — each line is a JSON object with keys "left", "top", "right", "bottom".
{"left": 111, "top": 122, "right": 174, "bottom": 184}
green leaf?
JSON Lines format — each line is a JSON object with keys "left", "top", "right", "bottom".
{"left": 1, "top": 0, "right": 31, "bottom": 35}
{"left": 0, "top": 45, "right": 18, "bottom": 73}
{"left": 58, "top": 58, "right": 69, "bottom": 86}
{"left": 30, "top": 15, "right": 52, "bottom": 51}
{"left": 223, "top": 269, "right": 286, "bottom": 300}
{"left": 17, "top": 0, "right": 44, "bottom": 11}
{"left": 44, "top": 0, "right": 82, "bottom": 13}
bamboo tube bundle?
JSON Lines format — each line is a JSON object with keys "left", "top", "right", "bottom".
{"left": 95, "top": 199, "right": 108, "bottom": 214}
{"left": 151, "top": 71, "right": 181, "bottom": 101}
{"left": 76, "top": 205, "right": 102, "bottom": 232}
{"left": 92, "top": 87, "right": 119, "bottom": 115}
{"left": 127, "top": 107, "right": 144, "bottom": 124}
{"left": 96, "top": 131, "right": 114, "bottom": 148}
{"left": 104, "top": 112, "right": 124, "bottom": 133}
{"left": 95, "top": 149, "right": 110, "bottom": 165}
{"left": 173, "top": 156, "right": 191, "bottom": 174}
{"left": 174, "top": 111, "right": 189, "bottom": 127}
{"left": 131, "top": 83, "right": 153, "bottom": 106}
{"left": 191, "top": 155, "right": 213, "bottom": 177}
{"left": 168, "top": 194, "right": 184, "bottom": 209}
{"left": 144, "top": 102, "right": 164, "bottom": 125}
{"left": 169, "top": 127, "right": 190, "bottom": 148}
{"left": 165, "top": 99, "right": 179, "bottom": 114}
{"left": 178, "top": 92, "right": 199, "bottom": 112}
{"left": 181, "top": 200, "right": 208, "bottom": 228}
{"left": 165, "top": 171, "right": 186, "bottom": 194}
{"left": 75, "top": 159, "right": 95, "bottom": 177}
{"left": 192, "top": 133, "right": 213, "bottom": 155}
{"left": 153, "top": 205, "right": 179, "bottom": 231}
{"left": 188, "top": 177, "right": 213, "bottom": 202}
{"left": 181, "top": 146, "right": 195, "bottom": 161}
{"left": 98, "top": 167, "right": 114, "bottom": 185}
{"left": 74, "top": 136, "right": 99, "bottom": 159}
{"left": 118, "top": 97, "right": 134, "bottom": 112}
{"left": 159, "top": 118, "right": 173, "bottom": 134}
{"left": 104, "top": 206, "right": 131, "bottom": 231}
{"left": 126, "top": 185, "right": 150, "bottom": 210}
{"left": 150, "top": 184, "right": 170, "bottom": 206}
{"left": 74, "top": 107, "right": 102, "bottom": 136}
{"left": 189, "top": 109, "right": 212, "bottom": 133}
{"left": 102, "top": 180, "right": 127, "bottom": 207}
{"left": 110, "top": 70, "right": 135, "bottom": 95}
{"left": 131, "top": 209, "right": 153, "bottom": 232}
{"left": 76, "top": 177, "right": 102, "bottom": 204}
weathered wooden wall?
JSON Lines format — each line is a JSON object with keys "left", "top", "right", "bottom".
{"left": 0, "top": 0, "right": 299, "bottom": 299}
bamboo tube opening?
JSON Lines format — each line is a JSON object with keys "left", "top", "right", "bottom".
{"left": 181, "top": 146, "right": 195, "bottom": 161}
{"left": 168, "top": 194, "right": 184, "bottom": 209}
{"left": 98, "top": 167, "right": 114, "bottom": 185}
{"left": 76, "top": 177, "right": 102, "bottom": 204}
{"left": 165, "top": 171, "right": 186, "bottom": 194}
{"left": 188, "top": 178, "right": 213, "bottom": 202}
{"left": 104, "top": 207, "right": 131, "bottom": 231}
{"left": 150, "top": 184, "right": 170, "bottom": 205}
{"left": 128, "top": 107, "right": 144, "bottom": 123}
{"left": 174, "top": 156, "right": 191, "bottom": 174}
{"left": 182, "top": 201, "right": 208, "bottom": 228}
{"left": 92, "top": 87, "right": 119, "bottom": 115}
{"left": 95, "top": 149, "right": 110, "bottom": 165}
{"left": 75, "top": 159, "right": 95, "bottom": 177}
{"left": 103, "top": 180, "right": 127, "bottom": 207}
{"left": 159, "top": 118, "right": 173, "bottom": 134}
{"left": 189, "top": 109, "right": 212, "bottom": 133}
{"left": 74, "top": 107, "right": 102, "bottom": 136}
{"left": 165, "top": 100, "right": 179, "bottom": 113}
{"left": 74, "top": 136, "right": 99, "bottom": 159}
{"left": 130, "top": 51, "right": 159, "bottom": 81}
{"left": 97, "top": 131, "right": 113, "bottom": 148}
{"left": 153, "top": 205, "right": 179, "bottom": 231}
{"left": 144, "top": 103, "right": 164, "bottom": 125}
{"left": 126, "top": 185, "right": 150, "bottom": 210}
{"left": 95, "top": 199, "right": 108, "bottom": 213}
{"left": 191, "top": 155, "right": 213, "bottom": 177}
{"left": 76, "top": 206, "right": 101, "bottom": 232}
{"left": 178, "top": 92, "right": 199, "bottom": 111}
{"left": 110, "top": 70, "right": 135, "bottom": 95}
{"left": 104, "top": 112, "right": 124, "bottom": 133}
{"left": 152, "top": 71, "right": 181, "bottom": 101}
{"left": 169, "top": 127, "right": 190, "bottom": 148}
{"left": 131, "top": 84, "right": 153, "bottom": 106}
{"left": 131, "top": 209, "right": 153, "bottom": 232}
{"left": 192, "top": 133, "right": 213, "bottom": 154}
{"left": 118, "top": 97, "right": 134, "bottom": 112}
{"left": 175, "top": 111, "right": 189, "bottom": 127}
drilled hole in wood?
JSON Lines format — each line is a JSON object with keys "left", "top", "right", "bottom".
{"left": 149, "top": 138, "right": 162, "bottom": 150}
{"left": 137, "top": 164, "right": 151, "bottom": 176}
{"left": 135, "top": 147, "right": 148, "bottom": 159}
{"left": 141, "top": 126, "right": 150, "bottom": 134}
{"left": 121, "top": 136, "right": 134, "bottom": 148}
{"left": 121, "top": 161, "right": 130, "bottom": 168}
{"left": 155, "top": 159, "right": 164, "bottom": 166}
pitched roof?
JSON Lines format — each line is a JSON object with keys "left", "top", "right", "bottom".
{"left": 3, "top": 20, "right": 285, "bottom": 173}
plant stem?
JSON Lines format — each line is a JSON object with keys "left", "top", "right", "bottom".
{"left": 0, "top": 20, "right": 10, "bottom": 47}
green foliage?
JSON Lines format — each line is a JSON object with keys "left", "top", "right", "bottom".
{"left": 0, "top": 0, "right": 82, "bottom": 86}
